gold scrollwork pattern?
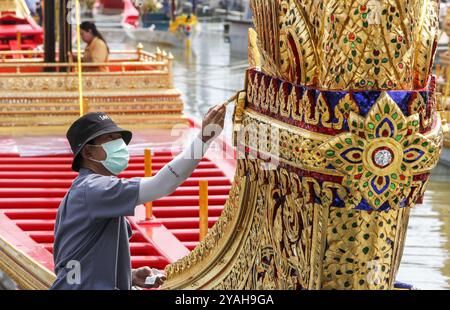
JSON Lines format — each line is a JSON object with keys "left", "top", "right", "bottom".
{"left": 249, "top": 0, "right": 439, "bottom": 90}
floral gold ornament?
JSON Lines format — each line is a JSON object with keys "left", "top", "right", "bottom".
{"left": 319, "top": 92, "right": 440, "bottom": 210}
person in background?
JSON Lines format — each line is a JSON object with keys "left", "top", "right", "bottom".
{"left": 74, "top": 21, "right": 109, "bottom": 72}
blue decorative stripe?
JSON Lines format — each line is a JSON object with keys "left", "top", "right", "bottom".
{"left": 341, "top": 148, "right": 364, "bottom": 164}
{"left": 247, "top": 69, "right": 435, "bottom": 134}
{"left": 403, "top": 148, "right": 425, "bottom": 163}
{"left": 376, "top": 118, "right": 395, "bottom": 138}
{"left": 371, "top": 176, "right": 390, "bottom": 195}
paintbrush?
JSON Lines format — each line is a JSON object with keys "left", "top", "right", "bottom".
{"left": 223, "top": 93, "right": 238, "bottom": 107}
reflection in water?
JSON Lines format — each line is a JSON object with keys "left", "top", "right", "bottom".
{"left": 105, "top": 23, "right": 449, "bottom": 290}
{"left": 397, "top": 182, "right": 450, "bottom": 289}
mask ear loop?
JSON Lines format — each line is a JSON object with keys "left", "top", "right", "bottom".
{"left": 85, "top": 144, "right": 105, "bottom": 163}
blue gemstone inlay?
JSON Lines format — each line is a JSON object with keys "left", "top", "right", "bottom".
{"left": 352, "top": 91, "right": 382, "bottom": 116}
{"left": 355, "top": 198, "right": 374, "bottom": 211}
{"left": 377, "top": 202, "right": 391, "bottom": 212}
{"left": 387, "top": 91, "right": 412, "bottom": 116}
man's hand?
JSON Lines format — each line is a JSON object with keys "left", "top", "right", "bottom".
{"left": 200, "top": 102, "right": 227, "bottom": 143}
{"left": 132, "top": 267, "right": 166, "bottom": 289}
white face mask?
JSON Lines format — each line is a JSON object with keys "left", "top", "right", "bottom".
{"left": 88, "top": 139, "right": 130, "bottom": 175}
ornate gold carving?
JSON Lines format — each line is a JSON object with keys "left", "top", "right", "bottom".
{"left": 278, "top": 0, "right": 318, "bottom": 85}
{"left": 166, "top": 157, "right": 412, "bottom": 289}
{"left": 163, "top": 1, "right": 442, "bottom": 291}
{"left": 248, "top": 28, "right": 262, "bottom": 69}
{"left": 249, "top": 0, "right": 439, "bottom": 90}
{"left": 322, "top": 205, "right": 400, "bottom": 290}
{"left": 319, "top": 92, "right": 441, "bottom": 210}
{"left": 0, "top": 73, "right": 172, "bottom": 92}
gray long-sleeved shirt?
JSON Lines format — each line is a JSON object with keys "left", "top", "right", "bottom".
{"left": 50, "top": 136, "right": 209, "bottom": 290}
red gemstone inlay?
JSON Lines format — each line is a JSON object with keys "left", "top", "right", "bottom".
{"left": 382, "top": 129, "right": 389, "bottom": 137}
{"left": 352, "top": 153, "right": 361, "bottom": 159}
{"left": 377, "top": 177, "right": 384, "bottom": 185}
{"left": 349, "top": 33, "right": 356, "bottom": 41}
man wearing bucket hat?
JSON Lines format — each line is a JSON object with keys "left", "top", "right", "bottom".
{"left": 51, "top": 103, "right": 227, "bottom": 290}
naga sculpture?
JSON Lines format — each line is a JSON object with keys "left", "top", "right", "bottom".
{"left": 163, "top": 0, "right": 444, "bottom": 290}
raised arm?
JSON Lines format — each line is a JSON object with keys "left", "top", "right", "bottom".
{"left": 137, "top": 102, "right": 227, "bottom": 205}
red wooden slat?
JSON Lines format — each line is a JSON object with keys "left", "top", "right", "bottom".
{"left": 0, "top": 152, "right": 232, "bottom": 273}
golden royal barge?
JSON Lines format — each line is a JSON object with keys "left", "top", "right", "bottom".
{"left": 0, "top": 0, "right": 447, "bottom": 290}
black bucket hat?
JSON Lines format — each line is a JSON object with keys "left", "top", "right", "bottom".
{"left": 66, "top": 112, "right": 132, "bottom": 172}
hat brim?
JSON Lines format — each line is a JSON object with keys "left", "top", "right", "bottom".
{"left": 71, "top": 126, "right": 132, "bottom": 172}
